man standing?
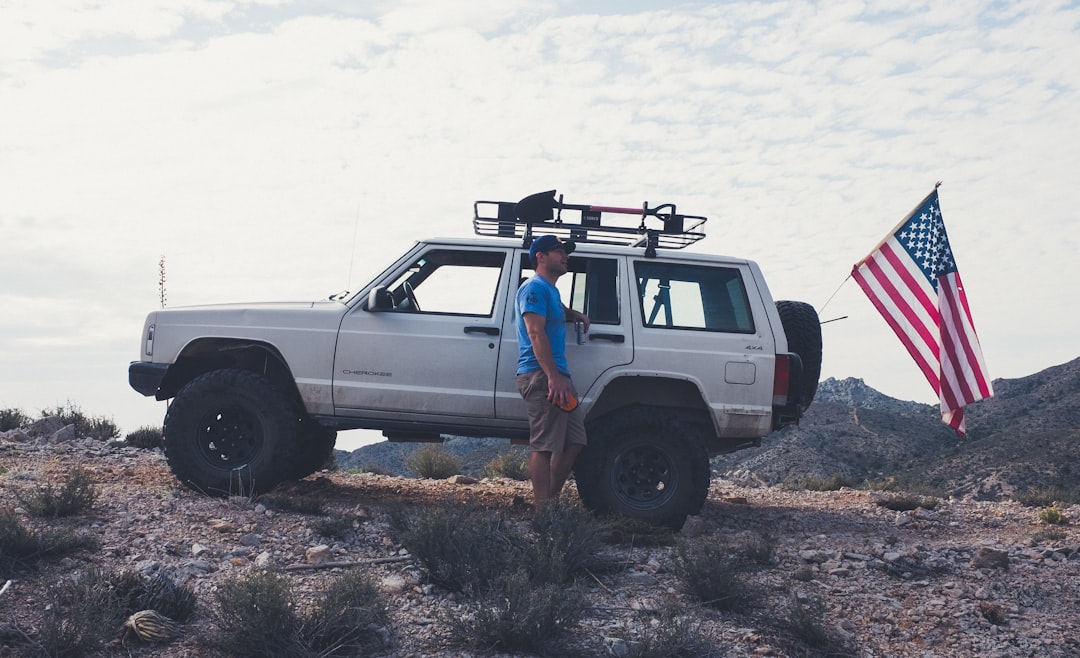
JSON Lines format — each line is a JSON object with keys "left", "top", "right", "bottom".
{"left": 516, "top": 234, "right": 590, "bottom": 510}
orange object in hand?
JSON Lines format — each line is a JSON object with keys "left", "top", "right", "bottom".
{"left": 556, "top": 392, "right": 578, "bottom": 412}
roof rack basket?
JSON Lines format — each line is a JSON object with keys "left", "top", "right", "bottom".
{"left": 473, "top": 190, "right": 707, "bottom": 257}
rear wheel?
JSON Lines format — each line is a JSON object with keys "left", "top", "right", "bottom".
{"left": 776, "top": 300, "right": 823, "bottom": 409}
{"left": 163, "top": 369, "right": 301, "bottom": 496}
{"left": 575, "top": 406, "right": 710, "bottom": 529}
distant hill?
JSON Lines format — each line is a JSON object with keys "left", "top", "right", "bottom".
{"left": 337, "top": 357, "right": 1080, "bottom": 501}
{"left": 715, "top": 357, "right": 1080, "bottom": 499}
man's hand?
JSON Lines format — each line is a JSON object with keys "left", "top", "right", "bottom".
{"left": 567, "top": 308, "right": 591, "bottom": 333}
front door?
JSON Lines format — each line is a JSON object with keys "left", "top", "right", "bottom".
{"left": 334, "top": 246, "right": 511, "bottom": 418}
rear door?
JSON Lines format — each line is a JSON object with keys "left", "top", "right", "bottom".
{"left": 495, "top": 249, "right": 634, "bottom": 419}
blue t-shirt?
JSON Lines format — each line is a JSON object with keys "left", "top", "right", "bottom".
{"left": 516, "top": 275, "right": 570, "bottom": 376}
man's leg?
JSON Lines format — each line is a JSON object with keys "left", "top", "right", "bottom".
{"left": 530, "top": 450, "right": 554, "bottom": 509}
{"left": 549, "top": 442, "right": 583, "bottom": 499}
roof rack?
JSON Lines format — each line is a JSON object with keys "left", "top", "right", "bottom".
{"left": 473, "top": 190, "right": 707, "bottom": 257}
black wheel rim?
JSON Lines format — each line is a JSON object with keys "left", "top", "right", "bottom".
{"left": 611, "top": 443, "right": 678, "bottom": 510}
{"left": 195, "top": 405, "right": 263, "bottom": 470}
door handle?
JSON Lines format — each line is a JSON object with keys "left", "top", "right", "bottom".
{"left": 589, "top": 332, "right": 625, "bottom": 343}
{"left": 464, "top": 326, "right": 500, "bottom": 336}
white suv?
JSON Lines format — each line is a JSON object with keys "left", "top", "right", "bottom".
{"left": 129, "top": 191, "right": 821, "bottom": 528}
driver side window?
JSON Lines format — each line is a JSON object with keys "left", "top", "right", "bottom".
{"left": 386, "top": 249, "right": 505, "bottom": 316}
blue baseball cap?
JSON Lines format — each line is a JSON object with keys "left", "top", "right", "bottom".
{"left": 529, "top": 234, "right": 575, "bottom": 261}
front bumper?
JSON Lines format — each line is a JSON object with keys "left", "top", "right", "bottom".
{"left": 129, "top": 361, "right": 169, "bottom": 398}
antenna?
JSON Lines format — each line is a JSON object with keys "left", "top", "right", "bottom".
{"left": 347, "top": 202, "right": 361, "bottom": 288}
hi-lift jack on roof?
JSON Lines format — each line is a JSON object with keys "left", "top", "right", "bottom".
{"left": 473, "top": 190, "right": 707, "bottom": 258}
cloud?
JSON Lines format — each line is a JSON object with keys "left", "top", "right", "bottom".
{"left": 2, "top": 0, "right": 1078, "bottom": 439}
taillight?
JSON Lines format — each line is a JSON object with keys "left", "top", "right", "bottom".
{"left": 773, "top": 354, "right": 791, "bottom": 406}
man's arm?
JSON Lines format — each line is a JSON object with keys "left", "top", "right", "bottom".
{"left": 564, "top": 306, "right": 590, "bottom": 332}
{"left": 522, "top": 312, "right": 574, "bottom": 407}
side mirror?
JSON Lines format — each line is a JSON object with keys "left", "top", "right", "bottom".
{"left": 367, "top": 286, "right": 393, "bottom": 311}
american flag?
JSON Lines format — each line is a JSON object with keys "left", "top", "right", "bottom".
{"left": 852, "top": 187, "right": 992, "bottom": 435}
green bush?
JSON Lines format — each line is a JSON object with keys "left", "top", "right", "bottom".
{"left": 211, "top": 571, "right": 302, "bottom": 657}
{"left": 389, "top": 502, "right": 519, "bottom": 595}
{"left": 789, "top": 474, "right": 856, "bottom": 492}
{"left": 28, "top": 568, "right": 194, "bottom": 655}
{"left": 40, "top": 402, "right": 119, "bottom": 441}
{"left": 0, "top": 509, "right": 96, "bottom": 578}
{"left": 528, "top": 501, "right": 604, "bottom": 585}
{"left": 211, "top": 570, "right": 386, "bottom": 657}
{"left": 675, "top": 538, "right": 751, "bottom": 611}
{"left": 482, "top": 451, "right": 530, "bottom": 480}
{"left": 616, "top": 606, "right": 720, "bottom": 658}
{"left": 598, "top": 515, "right": 677, "bottom": 547}
{"left": 15, "top": 466, "right": 96, "bottom": 517}
{"left": 451, "top": 568, "right": 587, "bottom": 654}
{"left": 310, "top": 514, "right": 356, "bottom": 540}
{"left": 1013, "top": 487, "right": 1079, "bottom": 507}
{"left": 876, "top": 495, "right": 940, "bottom": 512}
{"left": 124, "top": 425, "right": 163, "bottom": 449}
{"left": 257, "top": 492, "right": 325, "bottom": 516}
{"left": 0, "top": 407, "right": 31, "bottom": 431}
{"left": 303, "top": 570, "right": 388, "bottom": 656}
{"left": 1038, "top": 506, "right": 1067, "bottom": 525}
{"left": 405, "top": 444, "right": 461, "bottom": 479}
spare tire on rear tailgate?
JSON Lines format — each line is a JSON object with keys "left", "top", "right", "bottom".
{"left": 776, "top": 300, "right": 822, "bottom": 410}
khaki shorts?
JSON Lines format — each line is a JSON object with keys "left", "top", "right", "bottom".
{"left": 516, "top": 370, "right": 587, "bottom": 453}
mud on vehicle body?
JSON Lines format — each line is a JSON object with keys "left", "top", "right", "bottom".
{"left": 129, "top": 190, "right": 822, "bottom": 528}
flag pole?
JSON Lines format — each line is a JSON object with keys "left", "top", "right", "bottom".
{"left": 853, "top": 182, "right": 943, "bottom": 268}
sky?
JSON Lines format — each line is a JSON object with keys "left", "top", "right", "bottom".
{"left": 2, "top": 0, "right": 1078, "bottom": 451}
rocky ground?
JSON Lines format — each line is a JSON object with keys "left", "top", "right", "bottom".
{"left": 2, "top": 436, "right": 1079, "bottom": 657}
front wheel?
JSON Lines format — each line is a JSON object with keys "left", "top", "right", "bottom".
{"left": 163, "top": 369, "right": 301, "bottom": 496}
{"left": 574, "top": 407, "right": 710, "bottom": 530}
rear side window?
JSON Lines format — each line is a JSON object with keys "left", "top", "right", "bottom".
{"left": 521, "top": 254, "right": 621, "bottom": 325}
{"left": 635, "top": 261, "right": 755, "bottom": 333}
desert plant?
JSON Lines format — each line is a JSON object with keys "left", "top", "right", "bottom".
{"left": 15, "top": 466, "right": 96, "bottom": 517}
{"left": 346, "top": 463, "right": 395, "bottom": 476}
{"left": 876, "top": 495, "right": 940, "bottom": 512}
{"left": 598, "top": 515, "right": 677, "bottom": 547}
{"left": 303, "top": 569, "right": 388, "bottom": 655}
{"left": 124, "top": 425, "right": 163, "bottom": 449}
{"left": 1013, "top": 487, "right": 1079, "bottom": 507}
{"left": 780, "top": 595, "right": 855, "bottom": 656}
{"left": 1038, "top": 506, "right": 1067, "bottom": 525}
{"left": 1, "top": 407, "right": 31, "bottom": 431}
{"left": 34, "top": 569, "right": 127, "bottom": 657}
{"left": 404, "top": 444, "right": 461, "bottom": 479}
{"left": 527, "top": 501, "right": 604, "bottom": 585}
{"left": 1031, "top": 527, "right": 1068, "bottom": 544}
{"left": 675, "top": 538, "right": 751, "bottom": 611}
{"left": 211, "top": 569, "right": 387, "bottom": 657}
{"left": 978, "top": 601, "right": 1007, "bottom": 625}
{"left": 741, "top": 532, "right": 778, "bottom": 566}
{"left": 789, "top": 473, "right": 856, "bottom": 492}
{"left": 617, "top": 606, "right": 720, "bottom": 658}
{"left": 388, "top": 502, "right": 519, "bottom": 595}
{"left": 39, "top": 402, "right": 119, "bottom": 441}
{"left": 310, "top": 514, "right": 357, "bottom": 540}
{"left": 482, "top": 451, "right": 530, "bottom": 480}
{"left": 211, "top": 571, "right": 303, "bottom": 657}
{"left": 451, "top": 568, "right": 587, "bottom": 654}
{"left": 257, "top": 492, "right": 325, "bottom": 516}
{"left": 0, "top": 509, "right": 96, "bottom": 577}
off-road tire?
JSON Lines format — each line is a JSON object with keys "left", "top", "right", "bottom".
{"left": 163, "top": 369, "right": 301, "bottom": 496}
{"left": 283, "top": 422, "right": 338, "bottom": 481}
{"left": 776, "top": 300, "right": 822, "bottom": 409}
{"left": 575, "top": 406, "right": 710, "bottom": 529}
